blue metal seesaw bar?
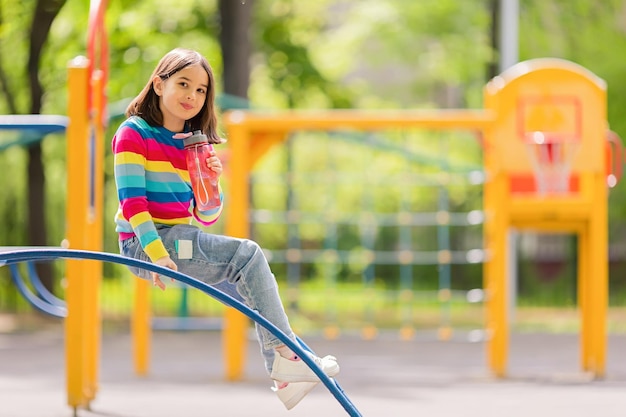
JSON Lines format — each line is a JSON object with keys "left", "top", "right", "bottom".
{"left": 8, "top": 261, "right": 67, "bottom": 318}
{"left": 0, "top": 248, "right": 363, "bottom": 417}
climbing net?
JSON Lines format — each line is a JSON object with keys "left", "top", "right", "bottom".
{"left": 248, "top": 128, "right": 486, "bottom": 341}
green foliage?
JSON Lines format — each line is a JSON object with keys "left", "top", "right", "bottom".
{"left": 252, "top": 0, "right": 354, "bottom": 108}
{"left": 3, "top": 0, "right": 626, "bottom": 315}
{"left": 105, "top": 0, "right": 222, "bottom": 103}
{"left": 250, "top": 0, "right": 492, "bottom": 109}
{"left": 0, "top": 1, "right": 35, "bottom": 113}
{"left": 0, "top": 147, "right": 28, "bottom": 242}
{"left": 328, "top": 0, "right": 492, "bottom": 108}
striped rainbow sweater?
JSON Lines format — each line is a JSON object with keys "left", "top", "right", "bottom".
{"left": 112, "top": 116, "right": 223, "bottom": 262}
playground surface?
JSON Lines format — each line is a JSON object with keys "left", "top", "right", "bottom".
{"left": 1, "top": 322, "right": 626, "bottom": 417}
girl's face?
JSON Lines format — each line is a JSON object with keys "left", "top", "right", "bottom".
{"left": 153, "top": 64, "right": 209, "bottom": 132}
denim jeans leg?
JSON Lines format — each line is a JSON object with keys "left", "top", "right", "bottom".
{"left": 122, "top": 224, "right": 296, "bottom": 373}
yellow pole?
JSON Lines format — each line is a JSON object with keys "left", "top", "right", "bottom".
{"left": 223, "top": 120, "right": 251, "bottom": 381}
{"left": 83, "top": 69, "right": 104, "bottom": 403}
{"left": 132, "top": 277, "right": 151, "bottom": 376}
{"left": 65, "top": 56, "right": 90, "bottom": 409}
{"left": 482, "top": 79, "right": 510, "bottom": 377}
{"left": 589, "top": 173, "right": 608, "bottom": 377}
{"left": 483, "top": 171, "right": 510, "bottom": 377}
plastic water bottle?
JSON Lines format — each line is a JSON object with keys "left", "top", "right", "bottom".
{"left": 183, "top": 130, "right": 221, "bottom": 211}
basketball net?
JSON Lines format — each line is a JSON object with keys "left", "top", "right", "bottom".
{"left": 525, "top": 131, "right": 580, "bottom": 195}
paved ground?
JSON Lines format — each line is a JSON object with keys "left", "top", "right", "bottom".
{"left": 1, "top": 324, "right": 626, "bottom": 417}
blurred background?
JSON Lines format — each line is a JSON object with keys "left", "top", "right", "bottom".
{"left": 1, "top": 0, "right": 626, "bottom": 337}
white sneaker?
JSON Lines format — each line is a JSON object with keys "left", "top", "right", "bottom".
{"left": 270, "top": 352, "right": 340, "bottom": 383}
{"left": 272, "top": 381, "right": 318, "bottom": 410}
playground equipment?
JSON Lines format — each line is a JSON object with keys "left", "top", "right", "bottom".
{"left": 0, "top": 1, "right": 359, "bottom": 413}
{"left": 0, "top": 116, "right": 68, "bottom": 319}
{"left": 222, "top": 58, "right": 621, "bottom": 380}
{"left": 1, "top": 8, "right": 620, "bottom": 409}
{"left": 0, "top": 248, "right": 362, "bottom": 417}
{"left": 6, "top": 260, "right": 67, "bottom": 318}
{"left": 59, "top": 0, "right": 108, "bottom": 409}
{"left": 482, "top": 58, "right": 620, "bottom": 378}
{"left": 246, "top": 129, "right": 486, "bottom": 343}
{"left": 0, "top": 60, "right": 105, "bottom": 413}
{"left": 222, "top": 109, "right": 493, "bottom": 377}
{"left": 0, "top": 0, "right": 109, "bottom": 409}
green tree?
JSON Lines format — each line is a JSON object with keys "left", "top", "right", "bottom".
{"left": 219, "top": 0, "right": 253, "bottom": 101}
{"left": 0, "top": 0, "right": 68, "bottom": 290}
{"left": 252, "top": 0, "right": 354, "bottom": 108}
{"left": 3, "top": 0, "right": 626, "bottom": 311}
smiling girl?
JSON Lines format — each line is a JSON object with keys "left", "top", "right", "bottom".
{"left": 112, "top": 48, "right": 339, "bottom": 409}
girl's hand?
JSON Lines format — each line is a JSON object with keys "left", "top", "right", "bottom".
{"left": 152, "top": 256, "right": 178, "bottom": 291}
{"left": 207, "top": 151, "right": 222, "bottom": 176}
{"left": 172, "top": 132, "right": 222, "bottom": 175}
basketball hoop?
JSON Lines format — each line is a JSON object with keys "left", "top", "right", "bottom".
{"left": 524, "top": 131, "right": 580, "bottom": 195}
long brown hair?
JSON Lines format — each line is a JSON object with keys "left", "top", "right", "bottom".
{"left": 125, "top": 48, "right": 223, "bottom": 144}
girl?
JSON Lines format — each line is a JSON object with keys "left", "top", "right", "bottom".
{"left": 112, "top": 48, "right": 339, "bottom": 409}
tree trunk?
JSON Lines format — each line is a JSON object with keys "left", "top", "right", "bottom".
{"left": 218, "top": 0, "right": 253, "bottom": 100}
{"left": 26, "top": 0, "right": 67, "bottom": 290}
{"left": 487, "top": 0, "right": 500, "bottom": 81}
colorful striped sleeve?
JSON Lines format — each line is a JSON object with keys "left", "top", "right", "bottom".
{"left": 113, "top": 124, "right": 169, "bottom": 262}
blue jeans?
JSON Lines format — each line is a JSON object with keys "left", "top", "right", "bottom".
{"left": 119, "top": 224, "right": 296, "bottom": 373}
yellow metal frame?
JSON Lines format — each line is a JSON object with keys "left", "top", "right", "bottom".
{"left": 64, "top": 58, "right": 105, "bottom": 409}
{"left": 132, "top": 278, "right": 151, "bottom": 376}
{"left": 65, "top": 57, "right": 90, "bottom": 409}
{"left": 221, "top": 109, "right": 495, "bottom": 379}
{"left": 221, "top": 59, "right": 612, "bottom": 381}
{"left": 129, "top": 59, "right": 611, "bottom": 382}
